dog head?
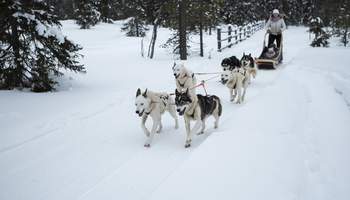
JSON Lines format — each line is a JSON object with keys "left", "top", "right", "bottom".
{"left": 135, "top": 88, "right": 151, "bottom": 117}
{"left": 172, "top": 62, "right": 186, "bottom": 79}
{"left": 221, "top": 58, "right": 232, "bottom": 69}
{"left": 240, "top": 53, "right": 254, "bottom": 68}
{"left": 175, "top": 89, "right": 192, "bottom": 116}
{"left": 221, "top": 56, "right": 240, "bottom": 71}
{"left": 221, "top": 70, "right": 231, "bottom": 84}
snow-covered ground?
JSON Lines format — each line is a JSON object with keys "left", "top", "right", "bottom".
{"left": 1, "top": 21, "right": 349, "bottom": 200}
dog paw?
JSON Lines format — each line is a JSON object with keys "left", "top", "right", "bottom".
{"left": 184, "top": 143, "right": 191, "bottom": 148}
{"left": 214, "top": 125, "right": 218, "bottom": 129}
{"left": 156, "top": 130, "right": 161, "bottom": 134}
{"left": 197, "top": 131, "right": 204, "bottom": 135}
{"left": 144, "top": 143, "right": 151, "bottom": 148}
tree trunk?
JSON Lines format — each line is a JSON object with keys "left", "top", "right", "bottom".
{"left": 10, "top": 18, "right": 23, "bottom": 88}
{"left": 344, "top": 27, "right": 348, "bottom": 47}
{"left": 179, "top": 0, "right": 187, "bottom": 60}
{"left": 199, "top": 16, "right": 204, "bottom": 57}
{"left": 148, "top": 22, "right": 158, "bottom": 59}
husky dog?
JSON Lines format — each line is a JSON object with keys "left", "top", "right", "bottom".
{"left": 175, "top": 89, "right": 222, "bottom": 148}
{"left": 135, "top": 88, "right": 179, "bottom": 147}
{"left": 222, "top": 67, "right": 249, "bottom": 103}
{"left": 172, "top": 62, "right": 198, "bottom": 114}
{"left": 172, "top": 62, "right": 197, "bottom": 96}
{"left": 220, "top": 56, "right": 240, "bottom": 84}
{"left": 240, "top": 53, "right": 258, "bottom": 83}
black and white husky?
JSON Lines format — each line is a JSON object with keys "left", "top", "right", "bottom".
{"left": 135, "top": 88, "right": 179, "bottom": 147}
{"left": 220, "top": 56, "right": 240, "bottom": 84}
{"left": 240, "top": 53, "right": 258, "bottom": 83}
{"left": 175, "top": 89, "right": 222, "bottom": 148}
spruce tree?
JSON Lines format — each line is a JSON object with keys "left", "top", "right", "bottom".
{"left": 332, "top": 0, "right": 350, "bottom": 47}
{"left": 121, "top": 17, "right": 149, "bottom": 37}
{"left": 0, "top": 0, "right": 84, "bottom": 92}
{"left": 75, "top": 0, "right": 100, "bottom": 29}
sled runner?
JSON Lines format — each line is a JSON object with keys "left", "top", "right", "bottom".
{"left": 256, "top": 33, "right": 283, "bottom": 69}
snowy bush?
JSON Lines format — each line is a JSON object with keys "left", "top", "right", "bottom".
{"left": 309, "top": 17, "right": 330, "bottom": 47}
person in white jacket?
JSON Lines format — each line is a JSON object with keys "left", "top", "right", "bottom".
{"left": 265, "top": 9, "right": 286, "bottom": 49}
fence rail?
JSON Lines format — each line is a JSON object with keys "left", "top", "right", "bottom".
{"left": 217, "top": 21, "right": 265, "bottom": 52}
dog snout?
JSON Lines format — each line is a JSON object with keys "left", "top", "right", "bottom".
{"left": 176, "top": 109, "right": 180, "bottom": 112}
{"left": 135, "top": 111, "right": 139, "bottom": 114}
{"left": 173, "top": 73, "right": 177, "bottom": 77}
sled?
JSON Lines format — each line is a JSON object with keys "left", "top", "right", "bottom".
{"left": 255, "top": 33, "right": 283, "bottom": 69}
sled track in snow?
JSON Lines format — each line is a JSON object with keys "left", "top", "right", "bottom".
{"left": 0, "top": 96, "right": 123, "bottom": 155}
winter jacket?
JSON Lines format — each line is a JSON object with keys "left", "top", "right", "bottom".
{"left": 265, "top": 16, "right": 286, "bottom": 35}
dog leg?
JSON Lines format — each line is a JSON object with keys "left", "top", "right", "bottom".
{"left": 242, "top": 82, "right": 248, "bottom": 102}
{"left": 236, "top": 85, "right": 242, "bottom": 104}
{"left": 198, "top": 120, "right": 205, "bottom": 135}
{"left": 141, "top": 115, "right": 150, "bottom": 137}
{"left": 191, "top": 120, "right": 202, "bottom": 137}
{"left": 214, "top": 113, "right": 219, "bottom": 129}
{"left": 168, "top": 106, "right": 179, "bottom": 129}
{"left": 252, "top": 69, "right": 257, "bottom": 79}
{"left": 144, "top": 117, "right": 159, "bottom": 147}
{"left": 229, "top": 88, "right": 235, "bottom": 102}
{"left": 233, "top": 87, "right": 237, "bottom": 101}
{"left": 184, "top": 116, "right": 192, "bottom": 148}
{"left": 156, "top": 120, "right": 163, "bottom": 133}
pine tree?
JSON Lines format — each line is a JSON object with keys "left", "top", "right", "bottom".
{"left": 332, "top": 0, "right": 350, "bottom": 47}
{"left": 0, "top": 0, "right": 84, "bottom": 92}
{"left": 121, "top": 17, "right": 149, "bottom": 37}
{"left": 97, "top": 0, "right": 114, "bottom": 23}
{"left": 75, "top": 0, "right": 100, "bottom": 29}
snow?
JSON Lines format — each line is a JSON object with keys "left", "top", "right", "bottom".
{"left": 1, "top": 21, "right": 350, "bottom": 200}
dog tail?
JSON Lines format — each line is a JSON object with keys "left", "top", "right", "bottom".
{"left": 213, "top": 95, "right": 222, "bottom": 117}
{"left": 218, "top": 99, "right": 222, "bottom": 116}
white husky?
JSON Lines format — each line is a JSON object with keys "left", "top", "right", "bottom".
{"left": 172, "top": 62, "right": 197, "bottom": 97}
{"left": 135, "top": 88, "right": 178, "bottom": 147}
{"left": 222, "top": 67, "right": 249, "bottom": 104}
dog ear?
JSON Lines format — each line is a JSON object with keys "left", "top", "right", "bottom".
{"left": 249, "top": 53, "right": 251, "bottom": 57}
{"left": 143, "top": 89, "right": 148, "bottom": 98}
{"left": 185, "top": 88, "right": 189, "bottom": 95}
{"left": 172, "top": 62, "right": 176, "bottom": 70}
{"left": 136, "top": 88, "right": 141, "bottom": 97}
{"left": 243, "top": 52, "right": 245, "bottom": 56}
{"left": 175, "top": 89, "right": 179, "bottom": 95}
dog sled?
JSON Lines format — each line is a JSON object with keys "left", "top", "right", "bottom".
{"left": 255, "top": 33, "right": 283, "bottom": 69}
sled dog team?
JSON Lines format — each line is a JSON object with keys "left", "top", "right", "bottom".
{"left": 135, "top": 53, "right": 257, "bottom": 148}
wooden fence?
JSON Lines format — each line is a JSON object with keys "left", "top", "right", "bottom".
{"left": 217, "top": 21, "right": 265, "bottom": 52}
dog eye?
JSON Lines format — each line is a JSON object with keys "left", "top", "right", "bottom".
{"left": 140, "top": 103, "right": 144, "bottom": 106}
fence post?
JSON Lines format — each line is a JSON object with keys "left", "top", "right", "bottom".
{"left": 243, "top": 27, "right": 246, "bottom": 40}
{"left": 228, "top": 25, "right": 232, "bottom": 48}
{"left": 239, "top": 27, "right": 242, "bottom": 42}
{"left": 235, "top": 29, "right": 238, "bottom": 44}
{"left": 217, "top": 26, "right": 221, "bottom": 52}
